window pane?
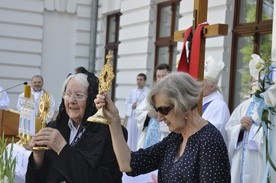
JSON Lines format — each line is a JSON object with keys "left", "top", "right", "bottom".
{"left": 239, "top": 0, "right": 257, "bottom": 23}
{"left": 159, "top": 6, "right": 172, "bottom": 37}
{"left": 234, "top": 36, "right": 254, "bottom": 108}
{"left": 262, "top": 0, "right": 274, "bottom": 20}
{"left": 157, "top": 47, "right": 169, "bottom": 65}
{"left": 260, "top": 34, "right": 272, "bottom": 61}
{"left": 107, "top": 16, "right": 116, "bottom": 43}
{"left": 174, "top": 4, "right": 180, "bottom": 32}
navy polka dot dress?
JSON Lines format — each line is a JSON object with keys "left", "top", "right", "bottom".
{"left": 127, "top": 123, "right": 231, "bottom": 183}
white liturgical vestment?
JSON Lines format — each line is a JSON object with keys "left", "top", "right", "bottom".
{"left": 17, "top": 89, "right": 55, "bottom": 122}
{"left": 226, "top": 98, "right": 265, "bottom": 183}
{"left": 202, "top": 91, "right": 230, "bottom": 146}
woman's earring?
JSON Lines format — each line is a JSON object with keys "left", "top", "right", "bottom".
{"left": 184, "top": 116, "right": 188, "bottom": 120}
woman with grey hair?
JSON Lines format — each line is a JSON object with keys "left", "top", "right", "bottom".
{"left": 26, "top": 68, "right": 127, "bottom": 183}
{"left": 94, "top": 72, "right": 230, "bottom": 183}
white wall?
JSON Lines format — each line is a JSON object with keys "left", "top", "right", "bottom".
{"left": 94, "top": 0, "right": 235, "bottom": 117}
{"left": 41, "top": 11, "right": 77, "bottom": 107}
{"left": 42, "top": 0, "right": 94, "bottom": 109}
{"left": 0, "top": 0, "right": 95, "bottom": 110}
{"left": 0, "top": 0, "right": 44, "bottom": 109}
{"left": 96, "top": 0, "right": 154, "bottom": 117}
{"left": 0, "top": 0, "right": 235, "bottom": 116}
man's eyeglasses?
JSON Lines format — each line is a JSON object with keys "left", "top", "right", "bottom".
{"left": 154, "top": 105, "right": 174, "bottom": 115}
{"left": 63, "top": 92, "right": 87, "bottom": 101}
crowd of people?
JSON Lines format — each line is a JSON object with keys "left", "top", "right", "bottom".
{"left": 0, "top": 54, "right": 273, "bottom": 183}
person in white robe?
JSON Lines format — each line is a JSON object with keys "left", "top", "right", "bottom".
{"left": 125, "top": 73, "right": 149, "bottom": 151}
{"left": 226, "top": 97, "right": 265, "bottom": 183}
{"left": 135, "top": 63, "right": 171, "bottom": 149}
{"left": 122, "top": 64, "right": 171, "bottom": 183}
{"left": 17, "top": 75, "right": 55, "bottom": 122}
{"left": 202, "top": 55, "right": 230, "bottom": 146}
{"left": 136, "top": 97, "right": 169, "bottom": 149}
{"left": 225, "top": 56, "right": 271, "bottom": 183}
{"left": 0, "top": 86, "right": 10, "bottom": 109}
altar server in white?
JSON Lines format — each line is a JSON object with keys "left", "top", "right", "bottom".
{"left": 125, "top": 73, "right": 149, "bottom": 151}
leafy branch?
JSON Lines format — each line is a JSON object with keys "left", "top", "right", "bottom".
{"left": 0, "top": 134, "right": 16, "bottom": 183}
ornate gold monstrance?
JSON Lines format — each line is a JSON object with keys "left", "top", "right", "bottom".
{"left": 87, "top": 50, "right": 115, "bottom": 124}
{"left": 39, "top": 93, "right": 51, "bottom": 127}
{"left": 32, "top": 92, "right": 51, "bottom": 150}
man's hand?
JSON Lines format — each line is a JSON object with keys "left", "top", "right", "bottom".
{"left": 240, "top": 117, "right": 253, "bottom": 131}
{"left": 132, "top": 102, "right": 137, "bottom": 109}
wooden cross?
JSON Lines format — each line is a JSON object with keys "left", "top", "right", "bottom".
{"left": 174, "top": 0, "right": 228, "bottom": 113}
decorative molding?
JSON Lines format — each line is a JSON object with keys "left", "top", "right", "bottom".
{"left": 44, "top": 0, "right": 77, "bottom": 13}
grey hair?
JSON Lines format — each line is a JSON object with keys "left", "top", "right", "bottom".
{"left": 205, "top": 79, "right": 218, "bottom": 87}
{"left": 148, "top": 72, "right": 203, "bottom": 112}
{"left": 61, "top": 73, "right": 89, "bottom": 92}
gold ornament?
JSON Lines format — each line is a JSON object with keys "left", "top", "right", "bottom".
{"left": 98, "top": 52, "right": 115, "bottom": 92}
{"left": 32, "top": 91, "right": 51, "bottom": 150}
{"left": 39, "top": 93, "right": 50, "bottom": 127}
{"left": 87, "top": 50, "right": 114, "bottom": 124}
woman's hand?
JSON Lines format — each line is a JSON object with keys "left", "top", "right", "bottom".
{"left": 94, "top": 92, "right": 120, "bottom": 124}
{"left": 30, "top": 127, "right": 67, "bottom": 155}
{"left": 95, "top": 92, "right": 132, "bottom": 172}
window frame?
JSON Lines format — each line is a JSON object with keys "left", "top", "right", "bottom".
{"left": 229, "top": 0, "right": 273, "bottom": 111}
{"left": 155, "top": 0, "right": 181, "bottom": 71}
{"left": 105, "top": 12, "right": 121, "bottom": 101}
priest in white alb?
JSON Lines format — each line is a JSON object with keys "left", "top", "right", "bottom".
{"left": 17, "top": 75, "right": 55, "bottom": 122}
{"left": 226, "top": 54, "right": 269, "bottom": 183}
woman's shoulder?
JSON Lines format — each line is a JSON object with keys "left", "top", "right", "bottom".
{"left": 200, "top": 122, "right": 219, "bottom": 133}
{"left": 163, "top": 132, "right": 182, "bottom": 143}
{"left": 196, "top": 123, "right": 224, "bottom": 143}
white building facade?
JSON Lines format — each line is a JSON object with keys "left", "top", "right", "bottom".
{"left": 94, "top": 0, "right": 234, "bottom": 115}
{"left": 0, "top": 0, "right": 276, "bottom": 182}
{"left": 0, "top": 0, "right": 234, "bottom": 113}
{"left": 0, "top": 0, "right": 97, "bottom": 109}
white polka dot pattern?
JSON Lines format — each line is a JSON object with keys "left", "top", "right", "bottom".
{"left": 127, "top": 123, "right": 231, "bottom": 183}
